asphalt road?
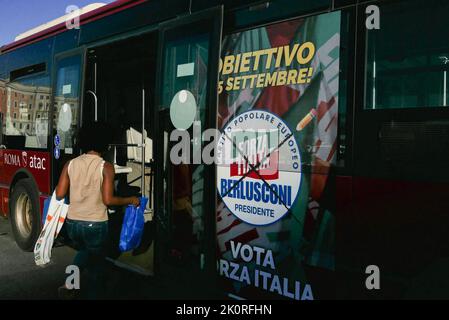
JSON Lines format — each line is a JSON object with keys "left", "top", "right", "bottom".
{"left": 0, "top": 216, "right": 76, "bottom": 300}
{"left": 0, "top": 216, "right": 171, "bottom": 300}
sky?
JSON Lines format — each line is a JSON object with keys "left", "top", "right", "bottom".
{"left": 0, "top": 0, "right": 116, "bottom": 46}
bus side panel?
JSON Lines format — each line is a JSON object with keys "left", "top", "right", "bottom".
{"left": 0, "top": 186, "right": 9, "bottom": 217}
{"left": 336, "top": 174, "right": 353, "bottom": 250}
{"left": 348, "top": 177, "right": 449, "bottom": 298}
{"left": 336, "top": 175, "right": 352, "bottom": 212}
{"left": 0, "top": 149, "right": 51, "bottom": 195}
{"left": 335, "top": 175, "right": 354, "bottom": 298}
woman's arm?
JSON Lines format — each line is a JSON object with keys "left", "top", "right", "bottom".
{"left": 55, "top": 162, "right": 70, "bottom": 200}
{"left": 102, "top": 162, "right": 140, "bottom": 207}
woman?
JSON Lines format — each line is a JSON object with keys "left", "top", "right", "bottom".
{"left": 55, "top": 122, "right": 139, "bottom": 299}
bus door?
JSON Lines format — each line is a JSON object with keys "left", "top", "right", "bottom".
{"left": 154, "top": 6, "right": 223, "bottom": 297}
{"left": 51, "top": 50, "right": 84, "bottom": 189}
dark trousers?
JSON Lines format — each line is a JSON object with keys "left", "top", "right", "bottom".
{"left": 172, "top": 210, "right": 193, "bottom": 256}
{"left": 65, "top": 219, "right": 108, "bottom": 300}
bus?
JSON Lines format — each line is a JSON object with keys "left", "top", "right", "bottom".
{"left": 1, "top": 0, "right": 449, "bottom": 300}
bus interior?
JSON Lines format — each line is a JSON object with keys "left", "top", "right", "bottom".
{"left": 83, "top": 32, "right": 158, "bottom": 275}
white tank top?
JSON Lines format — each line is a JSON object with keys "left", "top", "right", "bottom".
{"left": 67, "top": 154, "right": 108, "bottom": 222}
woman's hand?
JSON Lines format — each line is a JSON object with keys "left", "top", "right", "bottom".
{"left": 129, "top": 197, "right": 140, "bottom": 207}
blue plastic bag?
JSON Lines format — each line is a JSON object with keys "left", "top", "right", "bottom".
{"left": 119, "top": 197, "right": 148, "bottom": 252}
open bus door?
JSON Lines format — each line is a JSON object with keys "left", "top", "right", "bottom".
{"left": 154, "top": 6, "right": 223, "bottom": 298}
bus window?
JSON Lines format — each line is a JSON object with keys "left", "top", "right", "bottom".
{"left": 160, "top": 29, "right": 210, "bottom": 263}
{"left": 0, "top": 72, "right": 6, "bottom": 147}
{"left": 4, "top": 72, "right": 51, "bottom": 149}
{"left": 229, "top": 0, "right": 330, "bottom": 31}
{"left": 0, "top": 58, "right": 6, "bottom": 144}
{"left": 334, "top": 0, "right": 356, "bottom": 8}
{"left": 161, "top": 31, "right": 209, "bottom": 121}
{"left": 365, "top": 0, "right": 449, "bottom": 109}
{"left": 53, "top": 55, "right": 81, "bottom": 154}
{"left": 337, "top": 9, "right": 355, "bottom": 169}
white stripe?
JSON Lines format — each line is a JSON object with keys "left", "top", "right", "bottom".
{"left": 328, "top": 77, "right": 339, "bottom": 97}
{"left": 317, "top": 33, "right": 340, "bottom": 67}
{"left": 323, "top": 58, "right": 339, "bottom": 83}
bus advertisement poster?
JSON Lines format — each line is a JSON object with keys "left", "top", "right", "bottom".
{"left": 216, "top": 10, "right": 341, "bottom": 301}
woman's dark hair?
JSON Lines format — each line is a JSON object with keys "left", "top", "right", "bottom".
{"left": 79, "top": 121, "right": 112, "bottom": 154}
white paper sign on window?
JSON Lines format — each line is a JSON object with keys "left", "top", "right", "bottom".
{"left": 62, "top": 84, "right": 72, "bottom": 95}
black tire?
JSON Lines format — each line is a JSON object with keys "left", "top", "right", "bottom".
{"left": 9, "top": 178, "right": 41, "bottom": 251}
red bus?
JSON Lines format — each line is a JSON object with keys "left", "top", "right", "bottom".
{"left": 1, "top": 0, "right": 449, "bottom": 299}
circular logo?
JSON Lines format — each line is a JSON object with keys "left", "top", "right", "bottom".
{"left": 170, "top": 90, "right": 197, "bottom": 130}
{"left": 57, "top": 103, "right": 72, "bottom": 132}
{"left": 216, "top": 110, "right": 302, "bottom": 226}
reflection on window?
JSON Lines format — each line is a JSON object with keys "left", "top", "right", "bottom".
{"left": 365, "top": 0, "right": 449, "bottom": 109}
{"left": 2, "top": 74, "right": 51, "bottom": 149}
{"left": 53, "top": 55, "right": 81, "bottom": 151}
{"left": 0, "top": 85, "right": 5, "bottom": 140}
{"left": 160, "top": 27, "right": 212, "bottom": 265}
{"left": 337, "top": 10, "right": 352, "bottom": 168}
{"left": 161, "top": 32, "right": 209, "bottom": 118}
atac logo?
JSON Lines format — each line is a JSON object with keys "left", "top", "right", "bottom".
{"left": 22, "top": 151, "right": 28, "bottom": 168}
{"left": 3, "top": 151, "right": 47, "bottom": 170}
{"left": 217, "top": 110, "right": 302, "bottom": 226}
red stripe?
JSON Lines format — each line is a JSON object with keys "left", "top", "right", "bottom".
{"left": 326, "top": 141, "right": 337, "bottom": 162}
{"left": 224, "top": 229, "right": 259, "bottom": 252}
{"left": 217, "top": 218, "right": 241, "bottom": 236}
{"left": 317, "top": 97, "right": 336, "bottom": 122}
{"left": 315, "top": 139, "right": 322, "bottom": 150}
{"left": 325, "top": 115, "right": 337, "bottom": 132}
{"left": 265, "top": 20, "right": 303, "bottom": 47}
{"left": 1, "top": 0, "right": 147, "bottom": 53}
{"left": 255, "top": 85, "right": 301, "bottom": 117}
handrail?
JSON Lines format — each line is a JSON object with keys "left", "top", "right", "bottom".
{"left": 86, "top": 90, "right": 98, "bottom": 121}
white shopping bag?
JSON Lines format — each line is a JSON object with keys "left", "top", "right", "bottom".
{"left": 34, "top": 192, "right": 69, "bottom": 266}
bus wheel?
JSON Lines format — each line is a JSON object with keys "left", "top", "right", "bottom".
{"left": 10, "top": 179, "right": 41, "bottom": 251}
